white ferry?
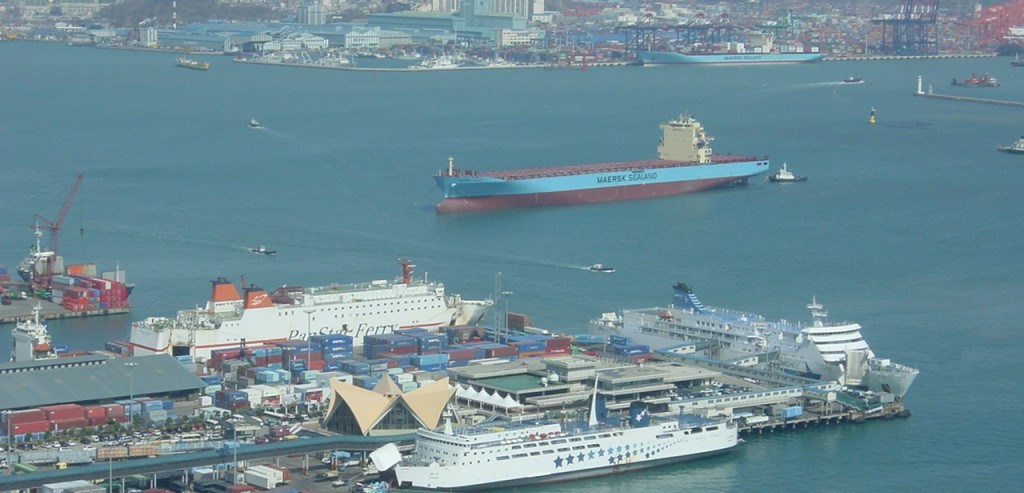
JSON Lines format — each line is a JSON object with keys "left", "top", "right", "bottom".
{"left": 373, "top": 385, "right": 737, "bottom": 491}
{"left": 128, "top": 259, "right": 491, "bottom": 360}
{"left": 591, "top": 283, "right": 918, "bottom": 398}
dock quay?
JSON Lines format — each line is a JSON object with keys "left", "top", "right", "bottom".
{"left": 0, "top": 296, "right": 129, "bottom": 323}
{"left": 739, "top": 401, "right": 909, "bottom": 435}
{"left": 913, "top": 75, "right": 1024, "bottom": 108}
{"left": 826, "top": 53, "right": 995, "bottom": 62}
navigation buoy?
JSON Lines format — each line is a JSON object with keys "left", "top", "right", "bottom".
{"left": 869, "top": 106, "right": 876, "bottom": 125}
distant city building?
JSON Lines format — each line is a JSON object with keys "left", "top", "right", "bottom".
{"left": 497, "top": 28, "right": 543, "bottom": 46}
{"left": 297, "top": 1, "right": 328, "bottom": 25}
{"left": 138, "top": 27, "right": 158, "bottom": 47}
{"left": 58, "top": 2, "right": 104, "bottom": 20}
{"left": 343, "top": 27, "right": 412, "bottom": 49}
{"left": 431, "top": 0, "right": 460, "bottom": 13}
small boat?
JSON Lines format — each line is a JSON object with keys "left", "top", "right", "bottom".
{"left": 589, "top": 264, "right": 615, "bottom": 273}
{"left": 249, "top": 118, "right": 261, "bottom": 128}
{"left": 843, "top": 76, "right": 863, "bottom": 84}
{"left": 175, "top": 57, "right": 210, "bottom": 70}
{"left": 768, "top": 162, "right": 808, "bottom": 183}
{"left": 951, "top": 73, "right": 998, "bottom": 87}
{"left": 1012, "top": 54, "right": 1024, "bottom": 68}
{"left": 998, "top": 136, "right": 1024, "bottom": 154}
{"left": 249, "top": 245, "right": 277, "bottom": 255}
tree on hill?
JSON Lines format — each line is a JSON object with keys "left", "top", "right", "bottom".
{"left": 96, "top": 0, "right": 283, "bottom": 28}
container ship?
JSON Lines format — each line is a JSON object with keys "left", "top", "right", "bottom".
{"left": 128, "top": 259, "right": 492, "bottom": 361}
{"left": 434, "top": 114, "right": 770, "bottom": 213}
{"left": 372, "top": 385, "right": 738, "bottom": 491}
{"left": 591, "top": 283, "right": 919, "bottom": 398}
{"left": 638, "top": 34, "right": 824, "bottom": 65}
{"left": 16, "top": 236, "right": 132, "bottom": 311}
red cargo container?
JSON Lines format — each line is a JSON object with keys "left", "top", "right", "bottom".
{"left": 102, "top": 403, "right": 126, "bottom": 417}
{"left": 544, "top": 346, "right": 571, "bottom": 356}
{"left": 40, "top": 404, "right": 84, "bottom": 421}
{"left": 5, "top": 408, "right": 46, "bottom": 425}
{"left": 545, "top": 337, "right": 572, "bottom": 348}
{"left": 5, "top": 420, "right": 50, "bottom": 435}
{"left": 112, "top": 415, "right": 129, "bottom": 423}
{"left": 83, "top": 405, "right": 106, "bottom": 419}
{"left": 444, "top": 348, "right": 476, "bottom": 361}
{"left": 225, "top": 484, "right": 254, "bottom": 493}
{"left": 88, "top": 416, "right": 109, "bottom": 426}
{"left": 262, "top": 464, "right": 292, "bottom": 482}
{"left": 50, "top": 418, "right": 89, "bottom": 431}
{"left": 485, "top": 345, "right": 517, "bottom": 358}
{"left": 308, "top": 359, "right": 323, "bottom": 371}
{"left": 517, "top": 350, "right": 545, "bottom": 359}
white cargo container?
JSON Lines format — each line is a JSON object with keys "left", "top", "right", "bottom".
{"left": 248, "top": 465, "right": 284, "bottom": 484}
{"left": 41, "top": 480, "right": 95, "bottom": 493}
{"left": 243, "top": 469, "right": 278, "bottom": 489}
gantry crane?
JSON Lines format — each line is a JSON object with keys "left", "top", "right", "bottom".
{"left": 28, "top": 174, "right": 83, "bottom": 289}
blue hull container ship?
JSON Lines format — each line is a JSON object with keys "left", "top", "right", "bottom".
{"left": 434, "top": 115, "right": 770, "bottom": 214}
{"left": 638, "top": 33, "right": 824, "bottom": 66}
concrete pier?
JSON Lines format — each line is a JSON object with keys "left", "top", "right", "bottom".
{"left": 914, "top": 75, "right": 1024, "bottom": 108}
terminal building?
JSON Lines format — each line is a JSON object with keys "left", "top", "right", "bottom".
{"left": 0, "top": 354, "right": 205, "bottom": 412}
{"left": 320, "top": 377, "right": 455, "bottom": 436}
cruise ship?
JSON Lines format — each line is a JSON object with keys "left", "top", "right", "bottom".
{"left": 372, "top": 386, "right": 738, "bottom": 491}
{"left": 434, "top": 114, "right": 770, "bottom": 213}
{"left": 591, "top": 283, "right": 918, "bottom": 398}
{"left": 128, "top": 259, "right": 491, "bottom": 361}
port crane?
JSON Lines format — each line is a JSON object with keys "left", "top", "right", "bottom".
{"left": 27, "top": 174, "right": 82, "bottom": 290}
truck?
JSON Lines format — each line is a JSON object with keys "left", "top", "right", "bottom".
{"left": 742, "top": 415, "right": 770, "bottom": 426}
{"left": 315, "top": 470, "right": 340, "bottom": 482}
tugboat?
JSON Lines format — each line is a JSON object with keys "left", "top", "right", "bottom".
{"left": 768, "top": 162, "right": 808, "bottom": 182}
{"left": 249, "top": 118, "right": 261, "bottom": 128}
{"left": 998, "top": 136, "right": 1024, "bottom": 154}
{"left": 1012, "top": 54, "right": 1024, "bottom": 68}
{"left": 588, "top": 264, "right": 615, "bottom": 273}
{"left": 843, "top": 76, "right": 864, "bottom": 84}
{"left": 951, "top": 74, "right": 998, "bottom": 87}
{"left": 249, "top": 245, "right": 277, "bottom": 255}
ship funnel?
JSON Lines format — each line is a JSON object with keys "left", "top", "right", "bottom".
{"left": 243, "top": 285, "right": 273, "bottom": 309}
{"left": 672, "top": 282, "right": 706, "bottom": 313}
{"left": 399, "top": 257, "right": 415, "bottom": 284}
{"left": 208, "top": 277, "right": 241, "bottom": 313}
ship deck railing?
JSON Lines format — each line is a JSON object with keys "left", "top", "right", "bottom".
{"left": 441, "top": 155, "right": 762, "bottom": 181}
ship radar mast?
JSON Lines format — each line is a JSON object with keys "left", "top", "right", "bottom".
{"left": 807, "top": 296, "right": 828, "bottom": 326}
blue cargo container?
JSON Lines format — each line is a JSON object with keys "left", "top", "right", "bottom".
{"left": 779, "top": 406, "right": 803, "bottom": 419}
{"left": 413, "top": 353, "right": 449, "bottom": 367}
{"left": 163, "top": 400, "right": 174, "bottom": 410}
{"left": 200, "top": 375, "right": 222, "bottom": 385}
{"left": 610, "top": 335, "right": 632, "bottom": 346}
{"left": 323, "top": 351, "right": 353, "bottom": 360}
{"left": 323, "top": 361, "right": 342, "bottom": 372}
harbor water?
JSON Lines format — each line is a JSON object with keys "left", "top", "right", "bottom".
{"left": 2, "top": 41, "right": 1023, "bottom": 491}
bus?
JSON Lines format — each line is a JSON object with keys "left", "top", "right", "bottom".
{"left": 179, "top": 433, "right": 204, "bottom": 443}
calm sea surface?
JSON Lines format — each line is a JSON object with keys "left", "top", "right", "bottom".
{"left": 2, "top": 41, "right": 1023, "bottom": 491}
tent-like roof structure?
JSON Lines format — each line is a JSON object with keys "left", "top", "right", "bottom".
{"left": 323, "top": 377, "right": 456, "bottom": 435}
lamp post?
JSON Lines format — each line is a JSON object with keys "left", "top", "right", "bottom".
{"left": 3, "top": 410, "right": 11, "bottom": 476}
{"left": 303, "top": 309, "right": 315, "bottom": 370}
{"left": 124, "top": 361, "right": 138, "bottom": 425}
{"left": 501, "top": 290, "right": 513, "bottom": 342}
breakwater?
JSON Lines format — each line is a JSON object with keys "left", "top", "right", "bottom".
{"left": 913, "top": 75, "right": 1024, "bottom": 108}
